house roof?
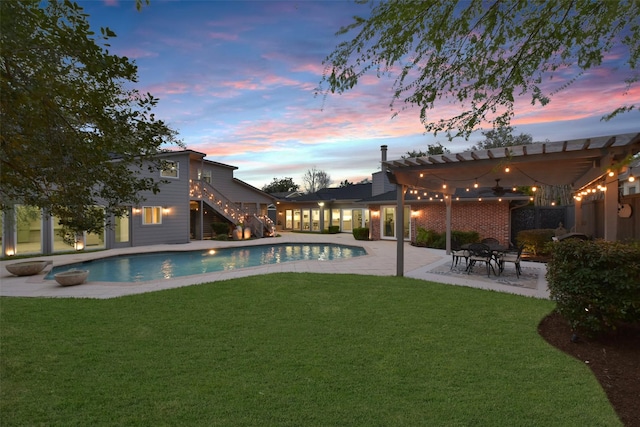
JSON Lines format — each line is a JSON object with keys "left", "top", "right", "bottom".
{"left": 384, "top": 132, "right": 640, "bottom": 194}
{"left": 270, "top": 191, "right": 305, "bottom": 199}
{"left": 289, "top": 183, "right": 373, "bottom": 203}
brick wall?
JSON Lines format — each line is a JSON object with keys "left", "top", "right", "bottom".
{"left": 370, "top": 201, "right": 511, "bottom": 245}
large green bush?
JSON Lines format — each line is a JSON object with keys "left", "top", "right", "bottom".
{"left": 516, "top": 229, "right": 555, "bottom": 255}
{"left": 415, "top": 228, "right": 480, "bottom": 249}
{"left": 352, "top": 227, "right": 369, "bottom": 240}
{"left": 546, "top": 239, "right": 640, "bottom": 335}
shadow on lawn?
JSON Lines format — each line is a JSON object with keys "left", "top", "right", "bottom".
{"left": 538, "top": 312, "right": 640, "bottom": 427}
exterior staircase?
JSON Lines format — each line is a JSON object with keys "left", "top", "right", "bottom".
{"left": 190, "top": 180, "right": 276, "bottom": 238}
{"left": 190, "top": 180, "right": 246, "bottom": 225}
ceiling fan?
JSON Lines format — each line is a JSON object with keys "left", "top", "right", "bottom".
{"left": 480, "top": 179, "right": 511, "bottom": 197}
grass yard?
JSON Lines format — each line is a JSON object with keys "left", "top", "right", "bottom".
{"left": 1, "top": 273, "right": 621, "bottom": 426}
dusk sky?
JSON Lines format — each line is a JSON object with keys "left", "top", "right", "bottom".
{"left": 81, "top": 0, "right": 639, "bottom": 189}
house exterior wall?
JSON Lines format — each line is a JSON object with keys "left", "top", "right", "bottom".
{"left": 368, "top": 201, "right": 510, "bottom": 245}
{"left": 372, "top": 171, "right": 395, "bottom": 196}
{"left": 274, "top": 201, "right": 368, "bottom": 232}
{"left": 131, "top": 151, "right": 191, "bottom": 246}
{"left": 1, "top": 150, "right": 276, "bottom": 256}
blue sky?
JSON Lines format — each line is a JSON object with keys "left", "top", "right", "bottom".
{"left": 81, "top": 0, "right": 639, "bottom": 189}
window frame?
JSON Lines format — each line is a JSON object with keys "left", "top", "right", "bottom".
{"left": 161, "top": 160, "right": 179, "bottom": 179}
{"left": 142, "top": 206, "right": 163, "bottom": 225}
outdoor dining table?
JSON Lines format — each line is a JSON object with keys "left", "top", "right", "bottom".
{"left": 461, "top": 243, "right": 509, "bottom": 276}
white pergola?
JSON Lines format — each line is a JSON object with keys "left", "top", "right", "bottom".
{"left": 384, "top": 132, "right": 640, "bottom": 276}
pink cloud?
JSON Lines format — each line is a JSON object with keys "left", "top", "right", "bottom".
{"left": 291, "top": 62, "right": 325, "bottom": 75}
{"left": 222, "top": 80, "right": 261, "bottom": 91}
{"left": 207, "top": 32, "right": 238, "bottom": 41}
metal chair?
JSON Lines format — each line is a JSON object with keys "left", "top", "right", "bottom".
{"left": 481, "top": 237, "right": 500, "bottom": 246}
{"left": 498, "top": 245, "right": 524, "bottom": 278}
{"left": 466, "top": 243, "right": 496, "bottom": 277}
{"left": 450, "top": 237, "right": 469, "bottom": 270}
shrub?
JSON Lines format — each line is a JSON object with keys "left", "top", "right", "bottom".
{"left": 415, "top": 228, "right": 438, "bottom": 247}
{"left": 415, "top": 229, "right": 479, "bottom": 249}
{"left": 452, "top": 230, "right": 480, "bottom": 246}
{"left": 211, "top": 222, "right": 230, "bottom": 237}
{"left": 546, "top": 239, "right": 640, "bottom": 336}
{"left": 352, "top": 227, "right": 369, "bottom": 240}
{"left": 516, "top": 229, "right": 555, "bottom": 255}
{"left": 328, "top": 225, "right": 340, "bottom": 234}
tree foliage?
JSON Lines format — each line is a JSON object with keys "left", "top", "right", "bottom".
{"left": 469, "top": 126, "right": 533, "bottom": 150}
{"left": 302, "top": 167, "right": 331, "bottom": 193}
{"left": 319, "top": 0, "right": 639, "bottom": 138}
{"left": 1, "top": 0, "right": 181, "bottom": 237}
{"left": 339, "top": 179, "right": 354, "bottom": 187}
{"left": 262, "top": 177, "right": 299, "bottom": 193}
{"left": 402, "top": 143, "right": 450, "bottom": 158}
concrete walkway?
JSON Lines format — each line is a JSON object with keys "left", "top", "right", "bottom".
{"left": 0, "top": 232, "right": 549, "bottom": 299}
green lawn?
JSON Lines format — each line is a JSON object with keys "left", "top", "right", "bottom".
{"left": 1, "top": 273, "right": 620, "bottom": 426}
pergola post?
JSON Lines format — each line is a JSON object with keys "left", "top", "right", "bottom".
{"left": 396, "top": 184, "right": 405, "bottom": 277}
{"left": 604, "top": 171, "right": 619, "bottom": 241}
{"left": 574, "top": 197, "right": 583, "bottom": 233}
{"left": 445, "top": 194, "right": 452, "bottom": 255}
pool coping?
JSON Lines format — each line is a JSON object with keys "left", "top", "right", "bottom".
{"left": 0, "top": 232, "right": 549, "bottom": 299}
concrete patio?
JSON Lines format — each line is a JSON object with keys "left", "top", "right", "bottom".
{"left": 0, "top": 232, "right": 549, "bottom": 299}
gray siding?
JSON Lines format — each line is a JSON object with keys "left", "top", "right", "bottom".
{"left": 372, "top": 171, "right": 395, "bottom": 196}
{"left": 131, "top": 152, "right": 191, "bottom": 246}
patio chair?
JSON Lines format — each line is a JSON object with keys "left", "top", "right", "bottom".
{"left": 499, "top": 245, "right": 524, "bottom": 278}
{"left": 450, "top": 237, "right": 469, "bottom": 270}
{"left": 481, "top": 237, "right": 500, "bottom": 246}
{"left": 466, "top": 243, "right": 496, "bottom": 277}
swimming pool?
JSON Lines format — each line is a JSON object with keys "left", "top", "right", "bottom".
{"left": 45, "top": 243, "right": 367, "bottom": 282}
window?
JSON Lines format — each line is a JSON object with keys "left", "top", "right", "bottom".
{"left": 331, "top": 209, "right": 340, "bottom": 228}
{"left": 161, "top": 160, "right": 179, "bottom": 178}
{"left": 302, "top": 209, "right": 310, "bottom": 230}
{"left": 341, "top": 209, "right": 352, "bottom": 231}
{"left": 311, "top": 209, "right": 320, "bottom": 231}
{"left": 115, "top": 212, "right": 130, "bottom": 243}
{"left": 293, "top": 209, "right": 301, "bottom": 230}
{"left": 285, "top": 209, "right": 293, "bottom": 229}
{"left": 143, "top": 207, "right": 162, "bottom": 224}
{"left": 198, "top": 168, "right": 211, "bottom": 184}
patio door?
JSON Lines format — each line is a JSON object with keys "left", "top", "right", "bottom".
{"left": 381, "top": 205, "right": 410, "bottom": 239}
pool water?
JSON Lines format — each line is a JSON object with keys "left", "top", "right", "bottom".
{"left": 45, "top": 243, "right": 367, "bottom": 282}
